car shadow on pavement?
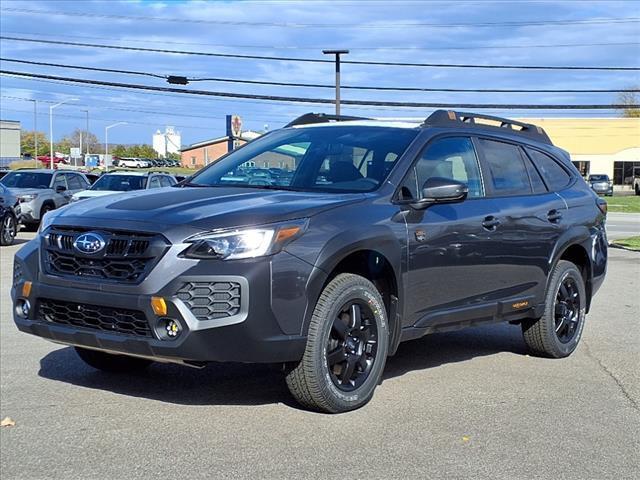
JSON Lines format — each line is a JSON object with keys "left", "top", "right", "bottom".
{"left": 38, "top": 322, "right": 527, "bottom": 408}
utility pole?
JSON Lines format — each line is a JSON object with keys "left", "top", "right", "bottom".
{"left": 29, "top": 99, "right": 38, "bottom": 167}
{"left": 84, "top": 110, "right": 89, "bottom": 155}
{"left": 322, "top": 49, "right": 349, "bottom": 116}
{"left": 49, "top": 98, "right": 77, "bottom": 170}
{"left": 105, "top": 122, "right": 127, "bottom": 172}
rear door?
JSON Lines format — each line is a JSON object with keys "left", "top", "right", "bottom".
{"left": 476, "top": 137, "right": 567, "bottom": 309}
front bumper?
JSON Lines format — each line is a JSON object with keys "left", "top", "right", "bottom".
{"left": 12, "top": 238, "right": 315, "bottom": 364}
{"left": 16, "top": 201, "right": 38, "bottom": 223}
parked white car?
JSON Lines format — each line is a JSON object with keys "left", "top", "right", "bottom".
{"left": 117, "top": 157, "right": 149, "bottom": 168}
{"left": 70, "top": 171, "right": 177, "bottom": 202}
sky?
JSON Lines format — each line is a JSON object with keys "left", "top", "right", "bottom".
{"left": 0, "top": 0, "right": 639, "bottom": 147}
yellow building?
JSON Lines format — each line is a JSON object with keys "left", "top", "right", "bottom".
{"left": 519, "top": 118, "right": 640, "bottom": 187}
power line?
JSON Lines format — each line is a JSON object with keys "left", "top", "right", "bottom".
{"left": 2, "top": 70, "right": 637, "bottom": 110}
{"left": 3, "top": 30, "right": 638, "bottom": 51}
{"left": 0, "top": 95, "right": 295, "bottom": 122}
{"left": 1, "top": 76, "right": 628, "bottom": 117}
{"left": 2, "top": 36, "right": 638, "bottom": 71}
{"left": 2, "top": 8, "right": 638, "bottom": 28}
{"left": 3, "top": 57, "right": 637, "bottom": 94}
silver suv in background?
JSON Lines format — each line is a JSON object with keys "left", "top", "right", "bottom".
{"left": 71, "top": 171, "right": 177, "bottom": 202}
{"left": 0, "top": 169, "right": 90, "bottom": 230}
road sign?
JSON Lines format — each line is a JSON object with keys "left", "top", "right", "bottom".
{"left": 231, "top": 115, "right": 242, "bottom": 137}
{"left": 70, "top": 148, "right": 80, "bottom": 157}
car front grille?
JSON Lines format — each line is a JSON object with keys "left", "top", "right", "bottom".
{"left": 176, "top": 281, "right": 242, "bottom": 321}
{"left": 43, "top": 227, "right": 168, "bottom": 284}
{"left": 38, "top": 298, "right": 151, "bottom": 337}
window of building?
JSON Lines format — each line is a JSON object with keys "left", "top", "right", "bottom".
{"left": 479, "top": 139, "right": 531, "bottom": 196}
{"left": 191, "top": 156, "right": 196, "bottom": 165}
{"left": 613, "top": 161, "right": 640, "bottom": 186}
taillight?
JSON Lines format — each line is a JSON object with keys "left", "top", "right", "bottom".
{"left": 596, "top": 198, "right": 607, "bottom": 215}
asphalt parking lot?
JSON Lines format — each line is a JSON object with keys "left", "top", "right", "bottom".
{"left": 1, "top": 232, "right": 638, "bottom": 480}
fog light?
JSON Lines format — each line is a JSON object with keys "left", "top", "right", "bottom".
{"left": 151, "top": 296, "right": 167, "bottom": 316}
{"left": 15, "top": 299, "right": 31, "bottom": 319}
{"left": 158, "top": 318, "right": 182, "bottom": 340}
{"left": 22, "top": 281, "right": 32, "bottom": 298}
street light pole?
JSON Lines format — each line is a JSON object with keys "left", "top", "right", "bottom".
{"left": 105, "top": 122, "right": 127, "bottom": 172}
{"left": 84, "top": 110, "right": 89, "bottom": 155}
{"left": 49, "top": 98, "right": 78, "bottom": 170}
{"left": 29, "top": 99, "right": 38, "bottom": 167}
{"left": 322, "top": 49, "right": 349, "bottom": 116}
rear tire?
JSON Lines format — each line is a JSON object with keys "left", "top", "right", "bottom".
{"left": 75, "top": 347, "right": 152, "bottom": 373}
{"left": 522, "top": 260, "right": 586, "bottom": 358}
{"left": 286, "top": 273, "right": 389, "bottom": 413}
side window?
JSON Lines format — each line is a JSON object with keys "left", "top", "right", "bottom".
{"left": 160, "top": 176, "right": 174, "bottom": 187}
{"left": 66, "top": 175, "right": 83, "bottom": 190}
{"left": 527, "top": 149, "right": 572, "bottom": 191}
{"left": 402, "top": 137, "right": 483, "bottom": 200}
{"left": 479, "top": 139, "right": 532, "bottom": 196}
{"left": 52, "top": 174, "right": 67, "bottom": 191}
{"left": 520, "top": 149, "right": 547, "bottom": 194}
{"left": 148, "top": 176, "right": 162, "bottom": 189}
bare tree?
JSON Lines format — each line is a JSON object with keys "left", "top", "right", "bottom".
{"left": 617, "top": 88, "right": 640, "bottom": 118}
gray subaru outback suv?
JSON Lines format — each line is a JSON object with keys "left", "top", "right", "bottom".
{"left": 11, "top": 111, "right": 608, "bottom": 413}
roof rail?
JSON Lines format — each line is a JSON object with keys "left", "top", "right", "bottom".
{"left": 423, "top": 110, "right": 552, "bottom": 145}
{"left": 285, "top": 112, "right": 371, "bottom": 128}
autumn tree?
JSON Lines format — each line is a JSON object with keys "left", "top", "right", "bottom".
{"left": 56, "top": 129, "right": 102, "bottom": 154}
{"left": 617, "top": 89, "right": 640, "bottom": 118}
{"left": 20, "top": 130, "right": 49, "bottom": 158}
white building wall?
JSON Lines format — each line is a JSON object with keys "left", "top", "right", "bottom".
{"left": 152, "top": 127, "right": 181, "bottom": 157}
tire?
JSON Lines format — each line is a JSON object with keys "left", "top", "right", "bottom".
{"left": 0, "top": 212, "right": 17, "bottom": 246}
{"left": 286, "top": 273, "right": 389, "bottom": 413}
{"left": 75, "top": 347, "right": 152, "bottom": 373}
{"left": 22, "top": 223, "right": 39, "bottom": 232}
{"left": 40, "top": 203, "right": 54, "bottom": 220}
{"left": 635, "top": 185, "right": 640, "bottom": 196}
{"left": 521, "top": 260, "right": 587, "bottom": 358}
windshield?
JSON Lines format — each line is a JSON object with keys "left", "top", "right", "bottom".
{"left": 0, "top": 172, "right": 53, "bottom": 189}
{"left": 588, "top": 175, "right": 608, "bottom": 181}
{"left": 90, "top": 174, "right": 148, "bottom": 191}
{"left": 188, "top": 126, "right": 419, "bottom": 193}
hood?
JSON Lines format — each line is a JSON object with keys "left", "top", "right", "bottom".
{"left": 50, "top": 186, "right": 365, "bottom": 237}
{"left": 8, "top": 188, "right": 49, "bottom": 196}
{"left": 73, "top": 190, "right": 119, "bottom": 199}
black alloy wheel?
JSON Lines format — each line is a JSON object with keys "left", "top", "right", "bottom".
{"left": 554, "top": 276, "right": 581, "bottom": 344}
{"left": 327, "top": 301, "right": 378, "bottom": 392}
{"left": 1, "top": 212, "right": 17, "bottom": 246}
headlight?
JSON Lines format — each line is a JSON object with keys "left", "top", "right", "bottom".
{"left": 69, "top": 196, "right": 80, "bottom": 202}
{"left": 18, "top": 194, "right": 37, "bottom": 202}
{"left": 181, "top": 219, "right": 307, "bottom": 260}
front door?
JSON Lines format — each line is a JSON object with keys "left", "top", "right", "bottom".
{"left": 399, "top": 136, "right": 505, "bottom": 329}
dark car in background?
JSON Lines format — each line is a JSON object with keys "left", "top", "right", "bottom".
{"left": 12, "top": 110, "right": 607, "bottom": 413}
{"left": 587, "top": 174, "right": 613, "bottom": 196}
{"left": 0, "top": 183, "right": 18, "bottom": 246}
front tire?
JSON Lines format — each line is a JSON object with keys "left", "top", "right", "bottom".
{"left": 75, "top": 347, "right": 152, "bottom": 373}
{"left": 286, "top": 273, "right": 389, "bottom": 413}
{"left": 522, "top": 260, "right": 586, "bottom": 358}
{"left": 0, "top": 212, "right": 17, "bottom": 246}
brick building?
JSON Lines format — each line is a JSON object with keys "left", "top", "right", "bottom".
{"left": 180, "top": 131, "right": 261, "bottom": 169}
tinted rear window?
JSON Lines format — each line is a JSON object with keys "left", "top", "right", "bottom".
{"left": 527, "top": 149, "right": 572, "bottom": 191}
{"left": 479, "top": 139, "right": 532, "bottom": 196}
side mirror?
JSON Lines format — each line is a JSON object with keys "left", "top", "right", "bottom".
{"left": 55, "top": 185, "right": 67, "bottom": 193}
{"left": 410, "top": 177, "right": 468, "bottom": 210}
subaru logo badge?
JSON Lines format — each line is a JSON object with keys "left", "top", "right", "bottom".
{"left": 73, "top": 232, "right": 106, "bottom": 255}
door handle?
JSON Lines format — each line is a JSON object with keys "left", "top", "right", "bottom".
{"left": 547, "top": 209, "right": 563, "bottom": 223}
{"left": 482, "top": 215, "right": 501, "bottom": 231}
